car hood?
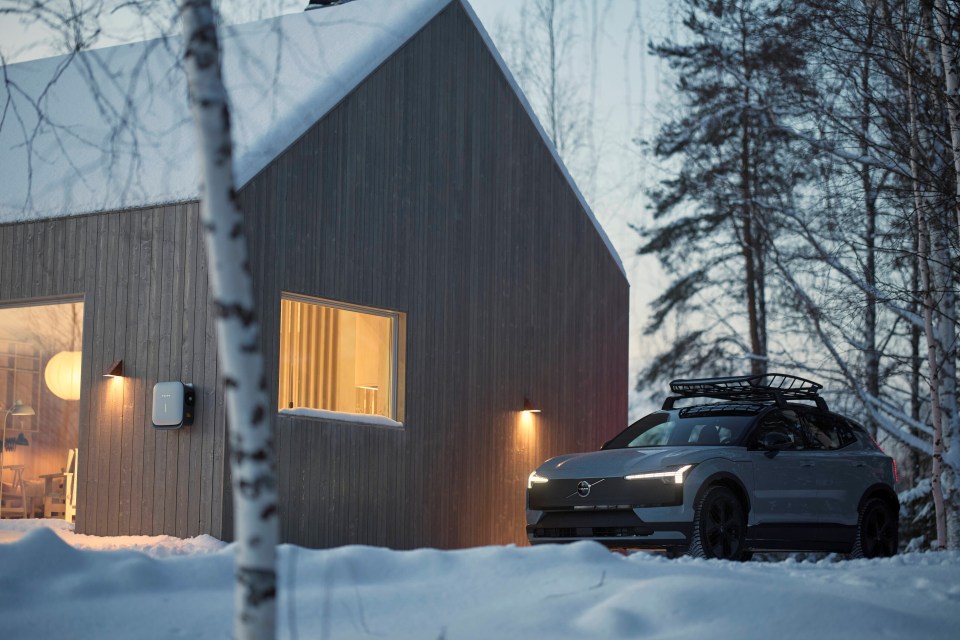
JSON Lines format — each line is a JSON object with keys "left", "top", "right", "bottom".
{"left": 538, "top": 446, "right": 736, "bottom": 479}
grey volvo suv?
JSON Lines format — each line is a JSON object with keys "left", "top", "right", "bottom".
{"left": 526, "top": 374, "right": 899, "bottom": 560}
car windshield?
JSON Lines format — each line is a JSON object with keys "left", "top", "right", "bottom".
{"left": 603, "top": 411, "right": 754, "bottom": 449}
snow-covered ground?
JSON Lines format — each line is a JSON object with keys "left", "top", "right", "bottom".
{"left": 1, "top": 520, "right": 958, "bottom": 640}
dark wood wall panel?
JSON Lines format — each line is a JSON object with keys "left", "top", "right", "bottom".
{"left": 0, "top": 203, "right": 227, "bottom": 539}
{"left": 2, "top": 1, "right": 626, "bottom": 549}
{"left": 239, "top": 2, "right": 628, "bottom": 549}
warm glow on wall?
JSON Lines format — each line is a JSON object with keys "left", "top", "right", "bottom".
{"left": 515, "top": 407, "right": 537, "bottom": 452}
{"left": 44, "top": 350, "right": 82, "bottom": 400}
{"left": 519, "top": 409, "right": 536, "bottom": 429}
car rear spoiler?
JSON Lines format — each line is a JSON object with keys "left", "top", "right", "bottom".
{"left": 662, "top": 373, "right": 828, "bottom": 411}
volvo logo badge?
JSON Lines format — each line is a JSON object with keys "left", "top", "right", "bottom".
{"left": 568, "top": 478, "right": 604, "bottom": 499}
{"left": 577, "top": 481, "right": 591, "bottom": 497}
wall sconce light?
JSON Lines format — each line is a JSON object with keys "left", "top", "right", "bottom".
{"left": 103, "top": 360, "right": 124, "bottom": 378}
{"left": 523, "top": 397, "right": 541, "bottom": 413}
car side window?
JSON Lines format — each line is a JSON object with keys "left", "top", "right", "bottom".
{"left": 800, "top": 412, "right": 842, "bottom": 450}
{"left": 750, "top": 410, "right": 805, "bottom": 450}
{"left": 836, "top": 418, "right": 858, "bottom": 447}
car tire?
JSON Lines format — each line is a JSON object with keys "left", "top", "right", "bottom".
{"left": 689, "top": 485, "right": 748, "bottom": 561}
{"left": 850, "top": 497, "right": 898, "bottom": 559}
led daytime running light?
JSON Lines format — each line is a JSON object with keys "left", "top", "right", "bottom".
{"left": 527, "top": 471, "right": 549, "bottom": 490}
{"left": 624, "top": 464, "right": 694, "bottom": 484}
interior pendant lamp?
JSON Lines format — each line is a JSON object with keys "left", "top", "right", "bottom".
{"left": 44, "top": 351, "right": 83, "bottom": 400}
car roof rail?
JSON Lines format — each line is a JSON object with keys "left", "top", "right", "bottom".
{"left": 663, "top": 373, "right": 827, "bottom": 411}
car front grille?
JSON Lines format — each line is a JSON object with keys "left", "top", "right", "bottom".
{"left": 528, "top": 477, "right": 683, "bottom": 510}
{"left": 532, "top": 525, "right": 654, "bottom": 539}
{"left": 529, "top": 509, "right": 654, "bottom": 539}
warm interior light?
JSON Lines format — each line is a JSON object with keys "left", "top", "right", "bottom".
{"left": 523, "top": 396, "right": 541, "bottom": 413}
{"left": 278, "top": 297, "right": 396, "bottom": 418}
{"left": 103, "top": 360, "right": 124, "bottom": 378}
{"left": 44, "top": 350, "right": 83, "bottom": 400}
{"left": 10, "top": 401, "right": 35, "bottom": 417}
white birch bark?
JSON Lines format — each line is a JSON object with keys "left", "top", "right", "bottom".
{"left": 921, "top": 0, "right": 960, "bottom": 551}
{"left": 933, "top": 218, "right": 959, "bottom": 549}
{"left": 932, "top": 0, "right": 960, "bottom": 232}
{"left": 905, "top": 60, "right": 948, "bottom": 550}
{"left": 180, "top": 1, "right": 278, "bottom": 636}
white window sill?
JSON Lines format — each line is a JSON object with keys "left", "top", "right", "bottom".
{"left": 278, "top": 407, "right": 403, "bottom": 429}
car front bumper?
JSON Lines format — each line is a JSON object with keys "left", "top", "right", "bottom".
{"left": 526, "top": 507, "right": 692, "bottom": 549}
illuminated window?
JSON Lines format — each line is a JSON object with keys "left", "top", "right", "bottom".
{"left": 1, "top": 299, "right": 83, "bottom": 522}
{"left": 278, "top": 294, "right": 404, "bottom": 424}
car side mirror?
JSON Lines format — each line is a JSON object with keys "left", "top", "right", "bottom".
{"left": 760, "top": 432, "right": 791, "bottom": 451}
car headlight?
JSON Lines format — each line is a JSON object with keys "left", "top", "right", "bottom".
{"left": 624, "top": 464, "right": 694, "bottom": 484}
{"left": 527, "top": 470, "right": 549, "bottom": 490}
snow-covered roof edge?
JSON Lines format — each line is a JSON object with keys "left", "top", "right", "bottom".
{"left": 0, "top": 0, "right": 452, "bottom": 223}
{"left": 455, "top": 0, "right": 625, "bottom": 277}
{"left": 230, "top": 0, "right": 453, "bottom": 190}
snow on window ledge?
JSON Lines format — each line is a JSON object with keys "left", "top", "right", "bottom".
{"left": 278, "top": 407, "right": 403, "bottom": 429}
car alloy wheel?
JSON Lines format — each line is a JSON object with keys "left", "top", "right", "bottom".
{"left": 690, "top": 486, "right": 747, "bottom": 560}
{"left": 852, "top": 498, "right": 898, "bottom": 559}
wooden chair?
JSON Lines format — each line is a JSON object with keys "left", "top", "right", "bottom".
{"left": 0, "top": 464, "right": 27, "bottom": 518}
{"left": 40, "top": 448, "right": 78, "bottom": 522}
{"left": 64, "top": 448, "right": 77, "bottom": 523}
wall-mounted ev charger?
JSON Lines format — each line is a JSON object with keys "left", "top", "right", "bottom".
{"left": 152, "top": 381, "right": 195, "bottom": 429}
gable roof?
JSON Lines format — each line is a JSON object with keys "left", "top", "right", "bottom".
{"left": 0, "top": 0, "right": 623, "bottom": 275}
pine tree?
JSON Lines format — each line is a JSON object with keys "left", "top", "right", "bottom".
{"left": 639, "top": 0, "right": 814, "bottom": 391}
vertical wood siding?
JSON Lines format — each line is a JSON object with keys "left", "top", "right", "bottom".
{"left": 0, "top": 203, "right": 227, "bottom": 539}
{"left": 0, "top": 1, "right": 627, "bottom": 547}
{"left": 238, "top": 2, "right": 628, "bottom": 549}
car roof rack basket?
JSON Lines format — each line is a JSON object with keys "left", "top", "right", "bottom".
{"left": 662, "top": 373, "right": 827, "bottom": 411}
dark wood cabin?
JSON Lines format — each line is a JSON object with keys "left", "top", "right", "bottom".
{"left": 0, "top": 0, "right": 627, "bottom": 548}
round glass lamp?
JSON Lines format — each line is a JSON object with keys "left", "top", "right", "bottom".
{"left": 45, "top": 350, "right": 83, "bottom": 400}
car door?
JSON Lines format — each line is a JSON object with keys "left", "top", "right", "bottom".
{"left": 797, "top": 410, "right": 866, "bottom": 526}
{"left": 746, "top": 409, "right": 820, "bottom": 526}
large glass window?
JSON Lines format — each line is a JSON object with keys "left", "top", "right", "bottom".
{"left": 1, "top": 299, "right": 83, "bottom": 521}
{"left": 278, "top": 294, "right": 404, "bottom": 423}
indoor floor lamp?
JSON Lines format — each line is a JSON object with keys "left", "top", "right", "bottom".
{"left": 1, "top": 400, "right": 36, "bottom": 497}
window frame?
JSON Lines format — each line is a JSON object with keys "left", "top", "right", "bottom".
{"left": 278, "top": 292, "right": 406, "bottom": 425}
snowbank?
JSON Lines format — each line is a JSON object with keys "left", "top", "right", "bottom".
{"left": 0, "top": 521, "right": 958, "bottom": 639}
{"left": 0, "top": 518, "right": 224, "bottom": 557}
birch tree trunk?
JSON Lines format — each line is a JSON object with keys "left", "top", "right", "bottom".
{"left": 180, "top": 1, "right": 278, "bottom": 636}
{"left": 860, "top": 27, "right": 880, "bottom": 437}
{"left": 737, "top": 11, "right": 765, "bottom": 377}
{"left": 906, "top": 61, "right": 948, "bottom": 550}
{"left": 932, "top": 0, "right": 960, "bottom": 231}
{"left": 922, "top": 0, "right": 960, "bottom": 550}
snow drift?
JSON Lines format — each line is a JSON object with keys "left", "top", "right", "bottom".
{"left": 0, "top": 523, "right": 958, "bottom": 639}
